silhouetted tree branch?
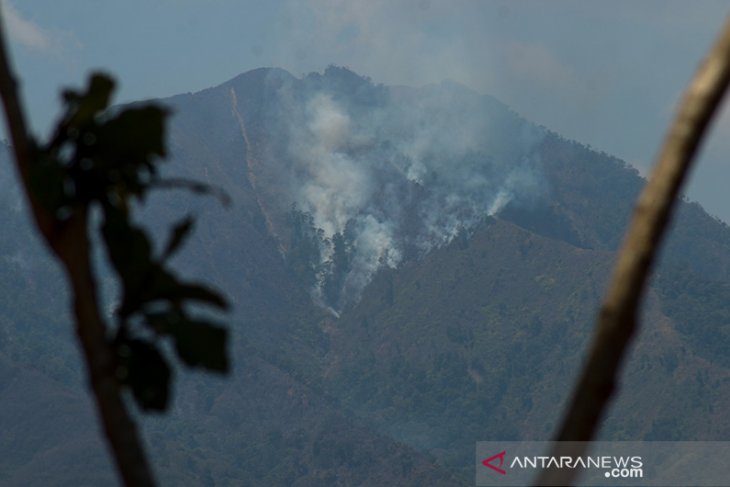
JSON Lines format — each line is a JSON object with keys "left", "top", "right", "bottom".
{"left": 0, "top": 6, "right": 229, "bottom": 486}
{"left": 0, "top": 11, "right": 157, "bottom": 487}
{"left": 536, "top": 14, "right": 730, "bottom": 487}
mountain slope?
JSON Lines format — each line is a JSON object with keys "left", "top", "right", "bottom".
{"left": 2, "top": 67, "right": 730, "bottom": 485}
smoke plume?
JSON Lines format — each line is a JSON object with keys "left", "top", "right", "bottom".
{"left": 266, "top": 66, "right": 545, "bottom": 311}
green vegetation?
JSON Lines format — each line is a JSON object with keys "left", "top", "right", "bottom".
{"left": 3, "top": 67, "right": 730, "bottom": 485}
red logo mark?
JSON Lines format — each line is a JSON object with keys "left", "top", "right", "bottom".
{"left": 482, "top": 450, "right": 507, "bottom": 475}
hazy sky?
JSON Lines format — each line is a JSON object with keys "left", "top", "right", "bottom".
{"left": 4, "top": 0, "right": 730, "bottom": 221}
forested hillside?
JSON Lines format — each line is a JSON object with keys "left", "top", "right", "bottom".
{"left": 2, "top": 67, "right": 729, "bottom": 485}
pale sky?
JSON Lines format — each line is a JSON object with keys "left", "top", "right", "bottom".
{"left": 4, "top": 0, "right": 730, "bottom": 221}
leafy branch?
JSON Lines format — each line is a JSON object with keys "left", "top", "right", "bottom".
{"left": 0, "top": 9, "right": 230, "bottom": 486}
{"left": 43, "top": 74, "right": 231, "bottom": 411}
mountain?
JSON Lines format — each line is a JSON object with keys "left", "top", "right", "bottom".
{"left": 2, "top": 66, "right": 730, "bottom": 485}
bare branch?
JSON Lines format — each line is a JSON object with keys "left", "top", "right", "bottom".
{"left": 536, "top": 13, "right": 730, "bottom": 487}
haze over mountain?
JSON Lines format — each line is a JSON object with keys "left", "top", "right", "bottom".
{"left": 2, "top": 66, "right": 730, "bottom": 485}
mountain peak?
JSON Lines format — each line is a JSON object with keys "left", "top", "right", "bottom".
{"left": 220, "top": 66, "right": 297, "bottom": 91}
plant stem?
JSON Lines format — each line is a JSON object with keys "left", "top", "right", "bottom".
{"left": 0, "top": 8, "right": 156, "bottom": 487}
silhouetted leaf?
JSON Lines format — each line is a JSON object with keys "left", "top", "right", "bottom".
{"left": 62, "top": 73, "right": 115, "bottom": 129}
{"left": 96, "top": 105, "right": 168, "bottom": 180}
{"left": 172, "top": 319, "right": 229, "bottom": 372}
{"left": 118, "top": 339, "right": 171, "bottom": 411}
{"left": 151, "top": 177, "right": 232, "bottom": 207}
{"left": 161, "top": 215, "right": 194, "bottom": 261}
{"left": 175, "top": 282, "right": 229, "bottom": 310}
{"left": 101, "top": 213, "right": 154, "bottom": 298}
{"left": 142, "top": 310, "right": 177, "bottom": 335}
{"left": 121, "top": 267, "right": 221, "bottom": 315}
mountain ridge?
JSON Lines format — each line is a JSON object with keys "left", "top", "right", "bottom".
{"left": 2, "top": 66, "right": 730, "bottom": 485}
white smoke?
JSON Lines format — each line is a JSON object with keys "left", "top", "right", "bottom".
{"left": 295, "top": 92, "right": 404, "bottom": 306}
{"left": 344, "top": 214, "right": 401, "bottom": 297}
{"left": 277, "top": 68, "right": 545, "bottom": 310}
{"left": 299, "top": 94, "right": 372, "bottom": 238}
